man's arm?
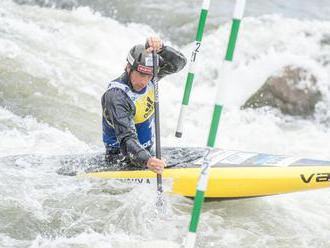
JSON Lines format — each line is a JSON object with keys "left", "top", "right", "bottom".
{"left": 103, "top": 88, "right": 151, "bottom": 166}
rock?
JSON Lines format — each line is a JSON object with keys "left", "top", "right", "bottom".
{"left": 242, "top": 66, "right": 322, "bottom": 116}
{"left": 320, "top": 34, "right": 330, "bottom": 66}
{"left": 320, "top": 34, "right": 330, "bottom": 46}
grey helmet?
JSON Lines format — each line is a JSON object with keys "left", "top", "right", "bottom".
{"left": 127, "top": 44, "right": 159, "bottom": 75}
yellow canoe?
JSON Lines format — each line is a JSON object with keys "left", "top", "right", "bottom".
{"left": 80, "top": 148, "right": 330, "bottom": 198}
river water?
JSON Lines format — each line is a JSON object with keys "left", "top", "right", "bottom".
{"left": 1, "top": 0, "right": 330, "bottom": 247}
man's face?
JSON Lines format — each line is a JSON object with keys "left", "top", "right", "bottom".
{"left": 130, "top": 70, "right": 153, "bottom": 91}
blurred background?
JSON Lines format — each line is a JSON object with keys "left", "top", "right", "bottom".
{"left": 0, "top": 0, "right": 330, "bottom": 247}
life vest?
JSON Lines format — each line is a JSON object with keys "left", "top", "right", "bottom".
{"left": 102, "top": 79, "right": 155, "bottom": 150}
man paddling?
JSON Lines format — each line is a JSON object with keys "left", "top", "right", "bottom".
{"left": 101, "top": 37, "right": 186, "bottom": 174}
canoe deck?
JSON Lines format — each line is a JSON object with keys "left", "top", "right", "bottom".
{"left": 58, "top": 147, "right": 330, "bottom": 198}
{"left": 58, "top": 147, "right": 207, "bottom": 175}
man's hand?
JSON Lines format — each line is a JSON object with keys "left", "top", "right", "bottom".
{"left": 146, "top": 37, "right": 164, "bottom": 53}
{"left": 146, "top": 157, "right": 165, "bottom": 174}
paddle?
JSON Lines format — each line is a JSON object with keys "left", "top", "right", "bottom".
{"left": 152, "top": 50, "right": 163, "bottom": 206}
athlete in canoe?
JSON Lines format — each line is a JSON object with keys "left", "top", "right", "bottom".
{"left": 101, "top": 37, "right": 186, "bottom": 174}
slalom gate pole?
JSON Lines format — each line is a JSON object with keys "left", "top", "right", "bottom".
{"left": 175, "top": 0, "right": 211, "bottom": 138}
{"left": 184, "top": 1, "right": 246, "bottom": 247}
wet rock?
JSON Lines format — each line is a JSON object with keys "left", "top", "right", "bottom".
{"left": 242, "top": 66, "right": 322, "bottom": 116}
{"left": 320, "top": 34, "right": 330, "bottom": 66}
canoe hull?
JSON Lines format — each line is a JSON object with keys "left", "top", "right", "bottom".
{"left": 84, "top": 166, "right": 330, "bottom": 198}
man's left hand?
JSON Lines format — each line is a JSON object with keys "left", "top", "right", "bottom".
{"left": 146, "top": 37, "right": 163, "bottom": 53}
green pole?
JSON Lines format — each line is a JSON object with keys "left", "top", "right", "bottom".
{"left": 184, "top": 1, "right": 246, "bottom": 247}
{"left": 175, "top": 0, "right": 211, "bottom": 138}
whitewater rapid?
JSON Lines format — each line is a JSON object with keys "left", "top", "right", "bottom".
{"left": 0, "top": 0, "right": 330, "bottom": 247}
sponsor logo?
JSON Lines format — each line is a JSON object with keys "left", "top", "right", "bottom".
{"left": 300, "top": 173, "right": 330, "bottom": 183}
{"left": 144, "top": 96, "right": 154, "bottom": 118}
{"left": 145, "top": 55, "right": 154, "bottom": 66}
{"left": 141, "top": 140, "right": 152, "bottom": 148}
{"left": 117, "top": 178, "right": 174, "bottom": 189}
{"left": 137, "top": 64, "right": 153, "bottom": 75}
{"left": 117, "top": 178, "right": 152, "bottom": 184}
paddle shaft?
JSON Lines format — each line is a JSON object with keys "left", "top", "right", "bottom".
{"left": 153, "top": 51, "right": 163, "bottom": 193}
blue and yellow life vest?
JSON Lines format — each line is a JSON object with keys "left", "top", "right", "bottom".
{"left": 102, "top": 79, "right": 155, "bottom": 150}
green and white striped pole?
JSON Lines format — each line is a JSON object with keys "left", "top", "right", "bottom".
{"left": 184, "top": 151, "right": 212, "bottom": 248}
{"left": 175, "top": 0, "right": 210, "bottom": 138}
{"left": 184, "top": 1, "right": 246, "bottom": 247}
{"left": 207, "top": 0, "right": 246, "bottom": 147}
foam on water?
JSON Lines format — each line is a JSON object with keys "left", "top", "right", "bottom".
{"left": 0, "top": 107, "right": 90, "bottom": 157}
{"left": 31, "top": 233, "right": 180, "bottom": 248}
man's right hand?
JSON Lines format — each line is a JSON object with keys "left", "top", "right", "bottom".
{"left": 146, "top": 157, "right": 165, "bottom": 174}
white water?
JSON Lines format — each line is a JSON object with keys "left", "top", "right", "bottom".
{"left": 0, "top": 0, "right": 330, "bottom": 247}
